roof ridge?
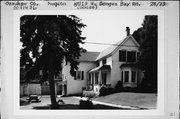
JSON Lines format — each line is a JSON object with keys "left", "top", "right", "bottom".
{"left": 78, "top": 51, "right": 100, "bottom": 62}
{"left": 95, "top": 35, "right": 138, "bottom": 61}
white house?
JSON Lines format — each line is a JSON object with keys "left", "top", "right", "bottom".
{"left": 61, "top": 52, "right": 100, "bottom": 96}
{"left": 62, "top": 27, "right": 143, "bottom": 96}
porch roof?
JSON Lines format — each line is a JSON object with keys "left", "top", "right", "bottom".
{"left": 120, "top": 63, "right": 137, "bottom": 68}
{"left": 89, "top": 65, "right": 111, "bottom": 73}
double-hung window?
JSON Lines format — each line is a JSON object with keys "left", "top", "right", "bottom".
{"left": 124, "top": 71, "right": 129, "bottom": 83}
{"left": 131, "top": 71, "right": 136, "bottom": 83}
{"left": 102, "top": 59, "right": 106, "bottom": 65}
{"left": 119, "top": 50, "right": 126, "bottom": 62}
{"left": 122, "top": 70, "right": 137, "bottom": 83}
{"left": 74, "top": 71, "right": 84, "bottom": 80}
{"left": 119, "top": 50, "right": 137, "bottom": 62}
{"left": 127, "top": 51, "right": 136, "bottom": 62}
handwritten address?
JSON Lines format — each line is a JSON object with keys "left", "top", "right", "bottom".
{"left": 5, "top": 1, "right": 38, "bottom": 10}
{"left": 4, "top": 1, "right": 168, "bottom": 10}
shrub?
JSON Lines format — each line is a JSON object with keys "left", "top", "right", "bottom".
{"left": 83, "top": 90, "right": 95, "bottom": 98}
{"left": 99, "top": 86, "right": 114, "bottom": 96}
{"left": 79, "top": 99, "right": 93, "bottom": 109}
{"left": 135, "top": 78, "right": 155, "bottom": 93}
{"left": 114, "top": 80, "right": 123, "bottom": 92}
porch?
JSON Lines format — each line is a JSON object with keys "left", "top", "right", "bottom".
{"left": 87, "top": 65, "right": 111, "bottom": 95}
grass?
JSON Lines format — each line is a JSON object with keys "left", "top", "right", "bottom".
{"left": 20, "top": 93, "right": 157, "bottom": 110}
{"left": 93, "top": 92, "right": 157, "bottom": 109}
{"left": 20, "top": 99, "right": 30, "bottom": 106}
{"left": 20, "top": 96, "right": 125, "bottom": 110}
{"left": 32, "top": 104, "right": 127, "bottom": 110}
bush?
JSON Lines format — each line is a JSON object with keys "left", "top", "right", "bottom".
{"left": 83, "top": 90, "right": 95, "bottom": 98}
{"left": 79, "top": 99, "right": 93, "bottom": 109}
{"left": 135, "top": 78, "right": 155, "bottom": 93}
{"left": 99, "top": 86, "right": 114, "bottom": 96}
{"left": 114, "top": 80, "right": 123, "bottom": 92}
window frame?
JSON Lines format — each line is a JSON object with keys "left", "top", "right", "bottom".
{"left": 74, "top": 71, "right": 84, "bottom": 80}
{"left": 127, "top": 51, "right": 136, "bottom": 62}
{"left": 131, "top": 71, "right": 137, "bottom": 83}
{"left": 96, "top": 62, "right": 100, "bottom": 67}
{"left": 102, "top": 59, "right": 107, "bottom": 65}
{"left": 119, "top": 50, "right": 127, "bottom": 62}
{"left": 124, "top": 71, "right": 129, "bottom": 83}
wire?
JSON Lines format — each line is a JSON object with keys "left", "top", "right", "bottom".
{"left": 84, "top": 41, "right": 138, "bottom": 47}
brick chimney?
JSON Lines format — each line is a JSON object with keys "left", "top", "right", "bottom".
{"left": 126, "top": 27, "right": 130, "bottom": 36}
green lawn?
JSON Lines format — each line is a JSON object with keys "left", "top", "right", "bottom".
{"left": 93, "top": 92, "right": 157, "bottom": 109}
{"left": 20, "top": 96, "right": 126, "bottom": 109}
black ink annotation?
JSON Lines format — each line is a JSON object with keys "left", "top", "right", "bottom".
{"left": 48, "top": 2, "right": 66, "bottom": 7}
{"left": 5, "top": 1, "right": 38, "bottom": 6}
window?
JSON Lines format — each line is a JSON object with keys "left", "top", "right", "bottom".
{"left": 119, "top": 50, "right": 137, "bottom": 62}
{"left": 119, "top": 50, "right": 126, "bottom": 62}
{"left": 131, "top": 71, "right": 136, "bottom": 82}
{"left": 77, "top": 71, "right": 81, "bottom": 79}
{"left": 127, "top": 51, "right": 136, "bottom": 62}
{"left": 124, "top": 71, "right": 129, "bottom": 83}
{"left": 96, "top": 62, "right": 100, "bottom": 67}
{"left": 102, "top": 59, "right": 106, "bottom": 65}
{"left": 74, "top": 71, "right": 84, "bottom": 80}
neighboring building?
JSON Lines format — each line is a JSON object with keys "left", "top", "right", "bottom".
{"left": 62, "top": 27, "right": 144, "bottom": 96}
{"left": 20, "top": 67, "right": 62, "bottom": 96}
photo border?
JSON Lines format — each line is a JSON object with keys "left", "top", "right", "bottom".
{"left": 1, "top": 1, "right": 179, "bottom": 119}
{"left": 13, "top": 10, "right": 164, "bottom": 116}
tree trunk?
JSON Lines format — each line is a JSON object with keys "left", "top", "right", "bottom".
{"left": 49, "top": 71, "right": 57, "bottom": 108}
{"left": 46, "top": 53, "right": 58, "bottom": 108}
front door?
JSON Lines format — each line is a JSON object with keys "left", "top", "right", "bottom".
{"left": 101, "top": 72, "right": 107, "bottom": 85}
{"left": 63, "top": 84, "right": 67, "bottom": 96}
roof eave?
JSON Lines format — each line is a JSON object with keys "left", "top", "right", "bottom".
{"left": 96, "top": 53, "right": 112, "bottom": 61}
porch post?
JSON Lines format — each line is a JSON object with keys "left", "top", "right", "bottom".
{"left": 92, "top": 73, "right": 94, "bottom": 89}
{"left": 98, "top": 71, "right": 101, "bottom": 85}
{"left": 129, "top": 69, "right": 131, "bottom": 83}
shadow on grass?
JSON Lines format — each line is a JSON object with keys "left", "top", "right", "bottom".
{"left": 33, "top": 104, "right": 132, "bottom": 110}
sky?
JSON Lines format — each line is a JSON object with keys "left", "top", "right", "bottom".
{"left": 72, "top": 11, "right": 146, "bottom": 52}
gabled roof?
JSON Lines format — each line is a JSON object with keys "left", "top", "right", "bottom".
{"left": 96, "top": 35, "right": 139, "bottom": 61}
{"left": 77, "top": 51, "right": 100, "bottom": 62}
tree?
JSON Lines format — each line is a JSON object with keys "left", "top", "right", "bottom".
{"left": 133, "top": 16, "right": 158, "bottom": 93}
{"left": 20, "top": 15, "right": 86, "bottom": 107}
